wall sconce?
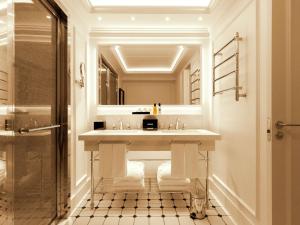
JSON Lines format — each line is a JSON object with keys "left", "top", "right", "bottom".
{"left": 75, "top": 62, "right": 85, "bottom": 88}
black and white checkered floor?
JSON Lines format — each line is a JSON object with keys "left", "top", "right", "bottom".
{"left": 59, "top": 192, "right": 234, "bottom": 225}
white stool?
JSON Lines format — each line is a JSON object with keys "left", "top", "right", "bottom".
{"left": 157, "top": 161, "right": 191, "bottom": 192}
{"left": 113, "top": 161, "right": 145, "bottom": 192}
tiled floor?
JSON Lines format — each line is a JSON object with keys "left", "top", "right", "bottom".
{"left": 59, "top": 192, "right": 233, "bottom": 225}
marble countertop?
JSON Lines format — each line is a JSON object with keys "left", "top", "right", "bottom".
{"left": 78, "top": 129, "right": 221, "bottom": 142}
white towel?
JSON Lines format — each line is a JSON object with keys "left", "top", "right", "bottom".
{"left": 158, "top": 178, "right": 191, "bottom": 186}
{"left": 157, "top": 161, "right": 190, "bottom": 192}
{"left": 99, "top": 144, "right": 113, "bottom": 178}
{"left": 112, "top": 144, "right": 127, "bottom": 178}
{"left": 127, "top": 161, "right": 144, "bottom": 178}
{"left": 157, "top": 161, "right": 186, "bottom": 180}
{"left": 171, "top": 144, "right": 185, "bottom": 178}
{"left": 185, "top": 144, "right": 200, "bottom": 178}
{"left": 113, "top": 179, "right": 145, "bottom": 191}
{"left": 113, "top": 161, "right": 145, "bottom": 191}
{"left": 113, "top": 161, "right": 145, "bottom": 184}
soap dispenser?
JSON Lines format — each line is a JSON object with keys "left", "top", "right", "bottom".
{"left": 158, "top": 103, "right": 162, "bottom": 115}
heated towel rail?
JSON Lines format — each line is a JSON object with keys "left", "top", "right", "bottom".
{"left": 0, "top": 70, "right": 8, "bottom": 104}
{"left": 190, "top": 69, "right": 200, "bottom": 105}
{"left": 213, "top": 32, "right": 246, "bottom": 101}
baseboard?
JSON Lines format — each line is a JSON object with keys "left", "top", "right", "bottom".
{"left": 209, "top": 175, "right": 256, "bottom": 225}
{"left": 70, "top": 177, "right": 90, "bottom": 210}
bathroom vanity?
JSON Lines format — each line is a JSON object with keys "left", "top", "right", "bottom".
{"left": 79, "top": 129, "right": 221, "bottom": 218}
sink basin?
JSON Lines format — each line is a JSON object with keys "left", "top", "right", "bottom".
{"left": 160, "top": 129, "right": 203, "bottom": 133}
{"left": 94, "top": 129, "right": 144, "bottom": 134}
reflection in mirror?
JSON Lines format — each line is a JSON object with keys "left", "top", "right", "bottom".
{"left": 0, "top": 3, "right": 8, "bottom": 106}
{"left": 98, "top": 56, "right": 119, "bottom": 105}
{"left": 97, "top": 45, "right": 201, "bottom": 105}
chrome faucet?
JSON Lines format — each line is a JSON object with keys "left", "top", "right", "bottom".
{"left": 175, "top": 118, "right": 180, "bottom": 130}
{"left": 119, "top": 120, "right": 123, "bottom": 130}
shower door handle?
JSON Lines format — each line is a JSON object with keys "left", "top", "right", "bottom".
{"left": 18, "top": 125, "right": 61, "bottom": 134}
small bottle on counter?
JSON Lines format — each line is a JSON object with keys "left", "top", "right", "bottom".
{"left": 153, "top": 103, "right": 158, "bottom": 115}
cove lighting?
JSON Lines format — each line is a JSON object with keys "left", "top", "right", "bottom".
{"left": 0, "top": 0, "right": 33, "bottom": 9}
{"left": 89, "top": 0, "right": 212, "bottom": 7}
{"left": 15, "top": 0, "right": 33, "bottom": 3}
{"left": 114, "top": 45, "right": 184, "bottom": 73}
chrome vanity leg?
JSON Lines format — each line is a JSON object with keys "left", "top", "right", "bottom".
{"left": 90, "top": 151, "right": 94, "bottom": 208}
{"left": 204, "top": 151, "right": 209, "bottom": 209}
{"left": 195, "top": 150, "right": 209, "bottom": 219}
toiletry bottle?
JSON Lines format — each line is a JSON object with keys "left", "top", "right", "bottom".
{"left": 153, "top": 103, "right": 158, "bottom": 115}
{"left": 158, "top": 103, "right": 162, "bottom": 115}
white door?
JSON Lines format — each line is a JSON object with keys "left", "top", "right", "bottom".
{"left": 272, "top": 0, "right": 300, "bottom": 225}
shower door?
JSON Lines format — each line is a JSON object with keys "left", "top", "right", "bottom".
{"left": 13, "top": 0, "right": 68, "bottom": 224}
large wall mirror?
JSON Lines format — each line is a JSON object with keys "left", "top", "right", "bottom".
{"left": 97, "top": 45, "right": 202, "bottom": 105}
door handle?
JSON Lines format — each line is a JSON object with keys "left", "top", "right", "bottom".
{"left": 18, "top": 125, "right": 61, "bottom": 134}
{"left": 275, "top": 121, "right": 300, "bottom": 140}
{"left": 276, "top": 121, "right": 300, "bottom": 129}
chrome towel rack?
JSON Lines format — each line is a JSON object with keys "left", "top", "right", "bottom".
{"left": 213, "top": 32, "right": 247, "bottom": 101}
{"left": 190, "top": 69, "right": 200, "bottom": 105}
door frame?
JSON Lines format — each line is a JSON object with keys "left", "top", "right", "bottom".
{"left": 257, "top": 0, "right": 272, "bottom": 225}
{"left": 39, "top": 0, "right": 69, "bottom": 220}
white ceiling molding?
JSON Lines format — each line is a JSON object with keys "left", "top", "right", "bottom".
{"left": 90, "top": 27, "right": 209, "bottom": 36}
{"left": 113, "top": 45, "right": 185, "bottom": 73}
{"left": 79, "top": 0, "right": 225, "bottom": 13}
{"left": 89, "top": 27, "right": 209, "bottom": 45}
{"left": 91, "top": 36, "right": 206, "bottom": 45}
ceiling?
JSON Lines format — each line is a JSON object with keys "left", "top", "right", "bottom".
{"left": 119, "top": 45, "right": 180, "bottom": 68}
{"left": 88, "top": 0, "right": 213, "bottom": 7}
{"left": 100, "top": 44, "right": 198, "bottom": 75}
{"left": 83, "top": 0, "right": 220, "bottom": 30}
{"left": 85, "top": 0, "right": 216, "bottom": 13}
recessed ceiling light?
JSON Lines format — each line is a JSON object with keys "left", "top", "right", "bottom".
{"left": 197, "top": 16, "right": 203, "bottom": 21}
{"left": 165, "top": 17, "right": 170, "bottom": 21}
{"left": 46, "top": 15, "right": 51, "bottom": 19}
{"left": 89, "top": 0, "right": 212, "bottom": 7}
{"left": 130, "top": 16, "right": 135, "bottom": 21}
{"left": 97, "top": 16, "right": 102, "bottom": 21}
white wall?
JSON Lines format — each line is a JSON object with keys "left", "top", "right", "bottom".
{"left": 122, "top": 80, "right": 176, "bottom": 105}
{"left": 120, "top": 73, "right": 177, "bottom": 105}
{"left": 208, "top": 0, "right": 257, "bottom": 225}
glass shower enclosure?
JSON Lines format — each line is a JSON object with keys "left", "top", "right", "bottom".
{"left": 0, "top": 0, "right": 69, "bottom": 224}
